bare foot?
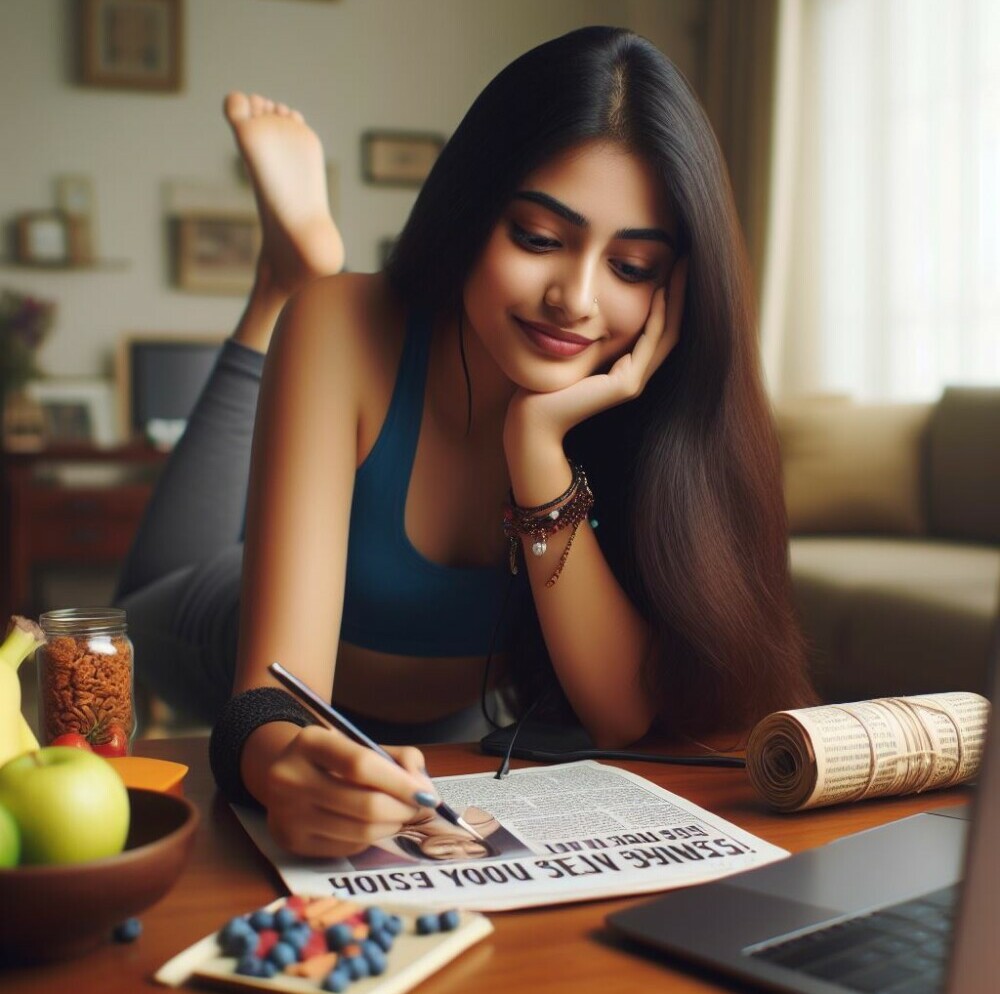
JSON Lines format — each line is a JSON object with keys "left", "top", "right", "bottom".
{"left": 225, "top": 91, "right": 344, "bottom": 297}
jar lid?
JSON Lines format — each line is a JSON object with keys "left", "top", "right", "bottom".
{"left": 39, "top": 607, "right": 128, "bottom": 636}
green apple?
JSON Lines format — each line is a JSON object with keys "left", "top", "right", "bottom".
{"left": 0, "top": 800, "right": 19, "bottom": 867}
{"left": 0, "top": 747, "right": 130, "bottom": 865}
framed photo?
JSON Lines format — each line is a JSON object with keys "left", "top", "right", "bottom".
{"left": 14, "top": 212, "right": 90, "bottom": 267}
{"left": 362, "top": 131, "right": 445, "bottom": 187}
{"left": 79, "top": 0, "right": 184, "bottom": 92}
{"left": 174, "top": 212, "right": 261, "bottom": 294}
{"left": 15, "top": 212, "right": 70, "bottom": 265}
{"left": 26, "top": 379, "right": 119, "bottom": 447}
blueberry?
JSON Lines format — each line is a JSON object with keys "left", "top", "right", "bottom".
{"left": 438, "top": 909, "right": 461, "bottom": 932}
{"left": 322, "top": 967, "right": 351, "bottom": 993}
{"left": 385, "top": 914, "right": 403, "bottom": 936}
{"left": 273, "top": 906, "right": 298, "bottom": 930}
{"left": 235, "top": 955, "right": 264, "bottom": 977}
{"left": 220, "top": 916, "right": 253, "bottom": 940}
{"left": 363, "top": 906, "right": 388, "bottom": 930}
{"left": 416, "top": 913, "right": 440, "bottom": 935}
{"left": 249, "top": 909, "right": 275, "bottom": 931}
{"left": 281, "top": 926, "right": 309, "bottom": 952}
{"left": 221, "top": 929, "right": 257, "bottom": 957}
{"left": 259, "top": 959, "right": 278, "bottom": 978}
{"left": 369, "top": 927, "right": 393, "bottom": 952}
{"left": 267, "top": 941, "right": 297, "bottom": 969}
{"left": 325, "top": 921, "right": 354, "bottom": 951}
{"left": 361, "top": 941, "right": 387, "bottom": 975}
{"left": 344, "top": 953, "right": 371, "bottom": 980}
{"left": 112, "top": 917, "right": 143, "bottom": 943}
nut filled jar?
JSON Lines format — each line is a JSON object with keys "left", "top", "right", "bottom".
{"left": 37, "top": 608, "right": 136, "bottom": 754}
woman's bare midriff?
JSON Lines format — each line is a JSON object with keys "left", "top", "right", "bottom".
{"left": 332, "top": 642, "right": 494, "bottom": 723}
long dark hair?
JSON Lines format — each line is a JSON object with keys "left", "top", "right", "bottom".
{"left": 386, "top": 26, "right": 816, "bottom": 735}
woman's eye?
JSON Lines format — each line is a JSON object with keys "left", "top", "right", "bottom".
{"left": 612, "top": 260, "right": 658, "bottom": 284}
{"left": 509, "top": 222, "right": 560, "bottom": 251}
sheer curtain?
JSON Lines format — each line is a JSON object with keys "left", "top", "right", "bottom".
{"left": 765, "top": 0, "right": 999, "bottom": 401}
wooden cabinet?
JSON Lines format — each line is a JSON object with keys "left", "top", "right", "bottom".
{"left": 0, "top": 444, "right": 167, "bottom": 618}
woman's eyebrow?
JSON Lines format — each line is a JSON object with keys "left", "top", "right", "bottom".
{"left": 513, "top": 190, "right": 676, "bottom": 249}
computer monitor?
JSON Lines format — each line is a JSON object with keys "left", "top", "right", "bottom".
{"left": 118, "top": 334, "right": 223, "bottom": 442}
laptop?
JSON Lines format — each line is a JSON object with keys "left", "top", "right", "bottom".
{"left": 607, "top": 610, "right": 1000, "bottom": 994}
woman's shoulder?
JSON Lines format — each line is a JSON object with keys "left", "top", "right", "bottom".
{"left": 276, "top": 271, "right": 408, "bottom": 378}
{"left": 283, "top": 270, "right": 404, "bottom": 341}
{"left": 275, "top": 272, "right": 414, "bottom": 452}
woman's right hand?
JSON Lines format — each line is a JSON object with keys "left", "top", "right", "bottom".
{"left": 263, "top": 725, "right": 439, "bottom": 858}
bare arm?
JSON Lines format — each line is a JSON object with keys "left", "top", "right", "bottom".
{"left": 231, "top": 276, "right": 435, "bottom": 854}
{"left": 505, "top": 446, "right": 656, "bottom": 748}
{"left": 234, "top": 277, "right": 357, "bottom": 705}
{"left": 503, "top": 263, "right": 688, "bottom": 748}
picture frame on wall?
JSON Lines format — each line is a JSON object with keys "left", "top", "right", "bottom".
{"left": 14, "top": 212, "right": 90, "bottom": 267}
{"left": 174, "top": 212, "right": 261, "bottom": 295}
{"left": 362, "top": 131, "right": 445, "bottom": 187}
{"left": 79, "top": 0, "right": 184, "bottom": 92}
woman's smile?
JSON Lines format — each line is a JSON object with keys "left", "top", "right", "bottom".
{"left": 513, "top": 316, "right": 596, "bottom": 358}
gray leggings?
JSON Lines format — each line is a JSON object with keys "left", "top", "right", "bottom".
{"left": 114, "top": 340, "right": 494, "bottom": 743}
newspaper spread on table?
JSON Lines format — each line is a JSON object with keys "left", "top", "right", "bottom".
{"left": 232, "top": 760, "right": 787, "bottom": 912}
{"left": 746, "top": 692, "right": 990, "bottom": 813}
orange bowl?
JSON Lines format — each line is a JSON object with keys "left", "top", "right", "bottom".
{"left": 104, "top": 756, "right": 189, "bottom": 795}
{"left": 0, "top": 788, "right": 199, "bottom": 964}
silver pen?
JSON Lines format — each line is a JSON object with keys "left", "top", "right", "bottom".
{"left": 268, "top": 662, "right": 485, "bottom": 841}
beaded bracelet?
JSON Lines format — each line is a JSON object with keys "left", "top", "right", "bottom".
{"left": 502, "top": 463, "right": 595, "bottom": 587}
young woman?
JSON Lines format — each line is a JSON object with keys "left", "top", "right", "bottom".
{"left": 116, "top": 26, "right": 814, "bottom": 858}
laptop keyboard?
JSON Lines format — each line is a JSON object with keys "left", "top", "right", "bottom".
{"left": 748, "top": 884, "right": 958, "bottom": 994}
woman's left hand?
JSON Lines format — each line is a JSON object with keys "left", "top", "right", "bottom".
{"left": 505, "top": 257, "right": 688, "bottom": 451}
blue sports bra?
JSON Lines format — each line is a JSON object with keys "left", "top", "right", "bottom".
{"left": 339, "top": 312, "right": 512, "bottom": 656}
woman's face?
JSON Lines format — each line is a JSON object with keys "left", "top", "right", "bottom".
{"left": 463, "top": 140, "right": 678, "bottom": 394}
{"left": 418, "top": 834, "right": 490, "bottom": 860}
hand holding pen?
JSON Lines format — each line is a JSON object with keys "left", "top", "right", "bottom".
{"left": 267, "top": 662, "right": 485, "bottom": 847}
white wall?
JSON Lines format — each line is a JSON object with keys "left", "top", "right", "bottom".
{"left": 0, "top": 0, "right": 703, "bottom": 383}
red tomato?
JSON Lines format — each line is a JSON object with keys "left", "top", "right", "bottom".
{"left": 91, "top": 723, "right": 129, "bottom": 757}
{"left": 51, "top": 732, "right": 93, "bottom": 750}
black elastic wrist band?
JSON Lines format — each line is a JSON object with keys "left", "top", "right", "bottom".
{"left": 208, "top": 687, "right": 313, "bottom": 806}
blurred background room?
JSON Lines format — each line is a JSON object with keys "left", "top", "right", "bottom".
{"left": 1, "top": 0, "right": 997, "bottom": 738}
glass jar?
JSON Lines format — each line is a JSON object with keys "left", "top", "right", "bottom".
{"left": 37, "top": 608, "right": 136, "bottom": 753}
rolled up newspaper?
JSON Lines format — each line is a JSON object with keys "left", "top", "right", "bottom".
{"left": 746, "top": 692, "right": 991, "bottom": 812}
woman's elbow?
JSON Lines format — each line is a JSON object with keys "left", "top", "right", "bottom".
{"left": 585, "top": 708, "right": 654, "bottom": 751}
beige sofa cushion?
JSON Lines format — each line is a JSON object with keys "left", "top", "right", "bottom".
{"left": 789, "top": 536, "right": 1000, "bottom": 702}
{"left": 775, "top": 400, "right": 932, "bottom": 535}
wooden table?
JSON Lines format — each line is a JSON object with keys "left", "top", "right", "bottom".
{"left": 4, "top": 736, "right": 970, "bottom": 993}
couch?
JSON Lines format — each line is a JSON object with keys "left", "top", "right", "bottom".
{"left": 775, "top": 387, "right": 1000, "bottom": 705}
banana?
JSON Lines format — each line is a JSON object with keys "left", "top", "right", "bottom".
{"left": 0, "top": 616, "right": 45, "bottom": 768}
{"left": 16, "top": 713, "right": 39, "bottom": 753}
